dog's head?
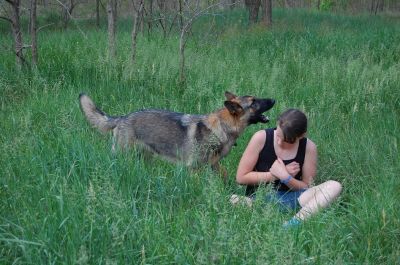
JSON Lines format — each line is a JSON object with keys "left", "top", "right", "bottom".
{"left": 224, "top": 91, "right": 275, "bottom": 125}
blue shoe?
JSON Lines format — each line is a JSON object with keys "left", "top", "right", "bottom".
{"left": 283, "top": 217, "right": 301, "bottom": 229}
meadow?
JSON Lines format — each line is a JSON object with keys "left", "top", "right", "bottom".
{"left": 1, "top": 8, "right": 399, "bottom": 264}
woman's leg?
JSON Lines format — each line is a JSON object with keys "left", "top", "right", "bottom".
{"left": 294, "top": 180, "right": 342, "bottom": 221}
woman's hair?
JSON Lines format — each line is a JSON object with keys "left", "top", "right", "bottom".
{"left": 278, "top": 109, "right": 307, "bottom": 144}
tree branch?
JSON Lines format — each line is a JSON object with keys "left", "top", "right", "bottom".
{"left": 16, "top": 44, "right": 32, "bottom": 54}
{"left": 99, "top": 0, "right": 106, "bottom": 12}
{"left": 182, "top": 1, "right": 224, "bottom": 34}
{"left": 53, "top": 0, "right": 88, "bottom": 39}
{"left": 0, "top": 16, "right": 13, "bottom": 24}
{"left": 4, "top": 0, "right": 14, "bottom": 4}
{"left": 0, "top": 43, "right": 11, "bottom": 52}
{"left": 22, "top": 44, "right": 32, "bottom": 49}
{"left": 11, "top": 47, "right": 30, "bottom": 67}
{"left": 37, "top": 23, "right": 54, "bottom": 32}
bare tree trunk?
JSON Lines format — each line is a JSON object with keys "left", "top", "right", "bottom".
{"left": 261, "top": 0, "right": 272, "bottom": 26}
{"left": 178, "top": 0, "right": 185, "bottom": 84}
{"left": 177, "top": 0, "right": 227, "bottom": 85}
{"left": 230, "top": 0, "right": 236, "bottom": 9}
{"left": 107, "top": 0, "right": 117, "bottom": 58}
{"left": 114, "top": 0, "right": 118, "bottom": 21}
{"left": 370, "top": 0, "right": 376, "bottom": 13}
{"left": 62, "top": 3, "right": 68, "bottom": 28}
{"left": 61, "top": 0, "right": 76, "bottom": 29}
{"left": 316, "top": 0, "right": 321, "bottom": 10}
{"left": 157, "top": 0, "right": 167, "bottom": 37}
{"left": 374, "top": 0, "right": 379, "bottom": 14}
{"left": 30, "top": 0, "right": 38, "bottom": 66}
{"left": 285, "top": 0, "right": 293, "bottom": 8}
{"left": 372, "top": 0, "right": 384, "bottom": 14}
{"left": 378, "top": 0, "right": 384, "bottom": 12}
{"left": 132, "top": 0, "right": 143, "bottom": 64}
{"left": 245, "top": 0, "right": 261, "bottom": 24}
{"left": 10, "top": 0, "right": 24, "bottom": 68}
{"left": 96, "top": 0, "right": 100, "bottom": 27}
{"left": 147, "top": 0, "right": 153, "bottom": 35}
{"left": 178, "top": 0, "right": 183, "bottom": 31}
{"left": 179, "top": 29, "right": 186, "bottom": 84}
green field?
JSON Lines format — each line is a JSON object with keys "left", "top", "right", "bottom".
{"left": 1, "top": 8, "right": 399, "bottom": 264}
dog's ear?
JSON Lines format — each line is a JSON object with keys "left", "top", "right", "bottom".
{"left": 225, "top": 91, "right": 237, "bottom": 101}
{"left": 224, "top": 101, "right": 243, "bottom": 115}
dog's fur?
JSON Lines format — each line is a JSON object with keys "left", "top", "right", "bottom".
{"left": 79, "top": 92, "right": 275, "bottom": 178}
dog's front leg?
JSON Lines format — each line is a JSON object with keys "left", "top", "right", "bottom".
{"left": 210, "top": 157, "right": 228, "bottom": 184}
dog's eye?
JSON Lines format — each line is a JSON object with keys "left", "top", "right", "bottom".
{"left": 248, "top": 102, "right": 257, "bottom": 111}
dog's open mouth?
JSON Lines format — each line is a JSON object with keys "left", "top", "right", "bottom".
{"left": 250, "top": 98, "right": 275, "bottom": 124}
{"left": 249, "top": 113, "right": 270, "bottom": 125}
{"left": 259, "top": 114, "right": 269, "bottom": 123}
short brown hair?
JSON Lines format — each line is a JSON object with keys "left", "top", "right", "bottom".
{"left": 278, "top": 109, "right": 307, "bottom": 144}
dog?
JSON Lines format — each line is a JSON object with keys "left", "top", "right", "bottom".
{"left": 79, "top": 91, "right": 275, "bottom": 180}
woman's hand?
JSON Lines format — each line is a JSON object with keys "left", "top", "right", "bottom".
{"left": 285, "top": 161, "right": 300, "bottom": 177}
{"left": 270, "top": 158, "right": 290, "bottom": 180}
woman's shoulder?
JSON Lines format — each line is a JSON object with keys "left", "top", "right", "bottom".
{"left": 305, "top": 138, "right": 317, "bottom": 154}
{"left": 251, "top": 129, "right": 267, "bottom": 143}
{"left": 246, "top": 130, "right": 267, "bottom": 149}
{"left": 240, "top": 130, "right": 267, "bottom": 156}
{"left": 247, "top": 128, "right": 276, "bottom": 151}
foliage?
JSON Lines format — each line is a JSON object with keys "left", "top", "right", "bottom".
{"left": 1, "top": 8, "right": 400, "bottom": 264}
{"left": 320, "top": 0, "right": 335, "bottom": 11}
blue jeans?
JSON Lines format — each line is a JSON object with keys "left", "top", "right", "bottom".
{"left": 252, "top": 189, "right": 307, "bottom": 211}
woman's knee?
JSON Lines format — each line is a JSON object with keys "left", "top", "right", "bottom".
{"left": 324, "top": 180, "right": 342, "bottom": 196}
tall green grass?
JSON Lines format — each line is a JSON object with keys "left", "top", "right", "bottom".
{"left": 1, "top": 8, "right": 399, "bottom": 264}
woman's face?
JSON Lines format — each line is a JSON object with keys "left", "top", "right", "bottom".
{"left": 276, "top": 125, "right": 305, "bottom": 146}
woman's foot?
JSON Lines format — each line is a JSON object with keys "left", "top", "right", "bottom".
{"left": 283, "top": 217, "right": 301, "bottom": 228}
{"left": 230, "top": 194, "right": 253, "bottom": 207}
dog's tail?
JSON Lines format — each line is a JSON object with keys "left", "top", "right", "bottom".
{"left": 79, "top": 93, "right": 119, "bottom": 133}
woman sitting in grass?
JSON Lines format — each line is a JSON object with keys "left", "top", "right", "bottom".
{"left": 231, "top": 108, "right": 342, "bottom": 227}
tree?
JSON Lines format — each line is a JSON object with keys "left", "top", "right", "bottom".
{"left": 177, "top": 0, "right": 226, "bottom": 84}
{"left": 230, "top": 0, "right": 237, "bottom": 9}
{"left": 245, "top": 0, "right": 261, "bottom": 24}
{"left": 1, "top": 0, "right": 40, "bottom": 68}
{"left": 2, "top": 0, "right": 24, "bottom": 68}
{"left": 131, "top": 0, "right": 143, "bottom": 64}
{"left": 30, "top": 0, "right": 38, "bottom": 65}
{"left": 261, "top": 0, "right": 272, "bottom": 26}
{"left": 146, "top": 0, "right": 153, "bottom": 35}
{"left": 96, "top": 0, "right": 100, "bottom": 27}
{"left": 284, "top": 0, "right": 293, "bottom": 8}
{"left": 155, "top": 0, "right": 179, "bottom": 38}
{"left": 107, "top": 0, "right": 117, "bottom": 58}
{"left": 61, "top": 0, "right": 77, "bottom": 28}
{"left": 370, "top": 0, "right": 384, "bottom": 14}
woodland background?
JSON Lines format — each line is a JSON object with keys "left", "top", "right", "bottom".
{"left": 1, "top": 0, "right": 400, "bottom": 264}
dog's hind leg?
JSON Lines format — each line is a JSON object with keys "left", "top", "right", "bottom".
{"left": 111, "top": 128, "right": 118, "bottom": 154}
{"left": 112, "top": 126, "right": 135, "bottom": 152}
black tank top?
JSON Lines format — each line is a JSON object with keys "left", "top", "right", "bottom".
{"left": 245, "top": 128, "right": 307, "bottom": 196}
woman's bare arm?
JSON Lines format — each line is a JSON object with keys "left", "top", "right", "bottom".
{"left": 236, "top": 130, "right": 277, "bottom": 185}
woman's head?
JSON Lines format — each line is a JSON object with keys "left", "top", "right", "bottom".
{"left": 277, "top": 109, "right": 307, "bottom": 144}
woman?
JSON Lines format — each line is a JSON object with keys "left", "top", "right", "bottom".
{"left": 231, "top": 109, "right": 342, "bottom": 227}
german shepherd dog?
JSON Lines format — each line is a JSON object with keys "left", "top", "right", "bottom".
{"left": 79, "top": 92, "right": 275, "bottom": 180}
